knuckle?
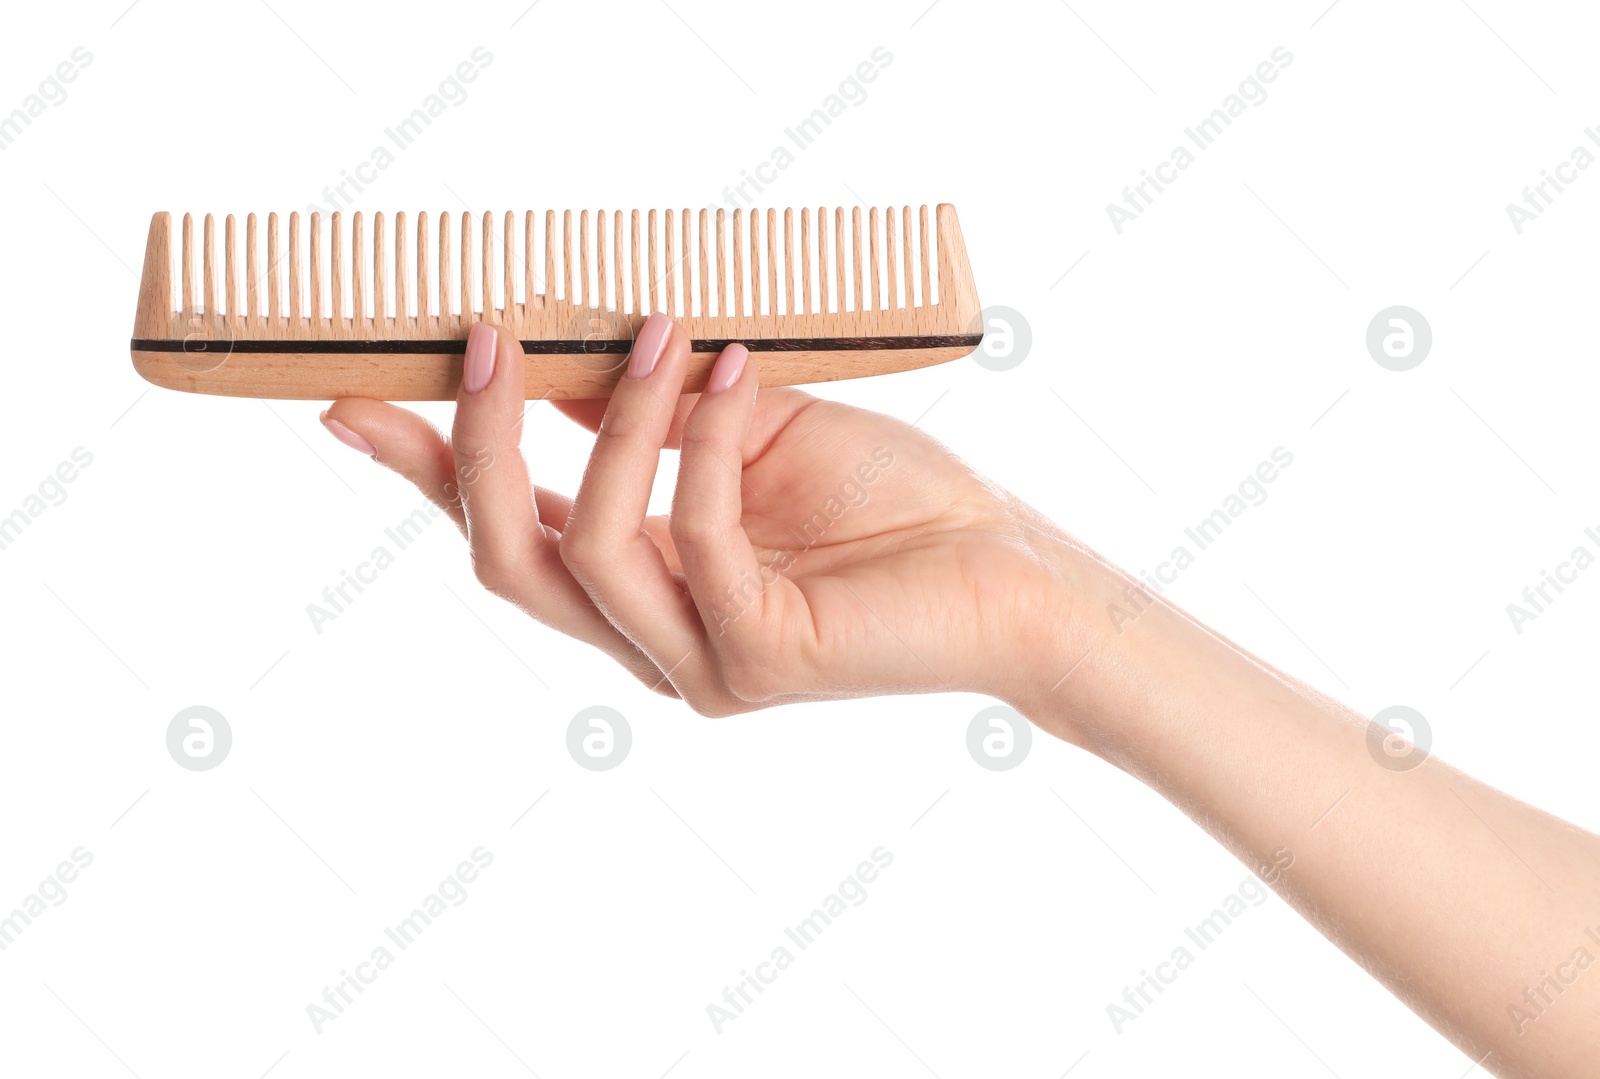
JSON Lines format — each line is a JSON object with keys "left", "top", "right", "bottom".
{"left": 595, "top": 405, "right": 643, "bottom": 445}
{"left": 557, "top": 528, "right": 615, "bottom": 580}
{"left": 628, "top": 662, "right": 681, "bottom": 700}
{"left": 721, "top": 659, "right": 778, "bottom": 704}
{"left": 683, "top": 692, "right": 747, "bottom": 718}
{"left": 471, "top": 556, "right": 511, "bottom": 596}
{"left": 557, "top": 530, "right": 596, "bottom": 573}
{"left": 669, "top": 511, "right": 719, "bottom": 548}
{"left": 677, "top": 420, "right": 725, "bottom": 454}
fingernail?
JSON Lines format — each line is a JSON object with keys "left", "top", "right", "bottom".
{"left": 320, "top": 410, "right": 376, "bottom": 457}
{"left": 627, "top": 313, "right": 672, "bottom": 379}
{"left": 705, "top": 343, "right": 749, "bottom": 394}
{"left": 463, "top": 322, "right": 497, "bottom": 394}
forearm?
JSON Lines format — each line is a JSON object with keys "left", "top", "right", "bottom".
{"left": 1008, "top": 529, "right": 1600, "bottom": 1078}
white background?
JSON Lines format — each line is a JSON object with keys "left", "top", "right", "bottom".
{"left": 2, "top": 0, "right": 1596, "bottom": 1075}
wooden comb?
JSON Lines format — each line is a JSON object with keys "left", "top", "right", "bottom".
{"left": 130, "top": 205, "right": 982, "bottom": 400}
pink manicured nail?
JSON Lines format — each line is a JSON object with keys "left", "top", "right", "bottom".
{"left": 463, "top": 323, "right": 497, "bottom": 394}
{"left": 320, "top": 411, "right": 376, "bottom": 457}
{"left": 705, "top": 343, "right": 749, "bottom": 394}
{"left": 627, "top": 313, "right": 672, "bottom": 379}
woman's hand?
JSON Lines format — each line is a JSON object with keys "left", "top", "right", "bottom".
{"left": 321, "top": 313, "right": 1600, "bottom": 1076}
{"left": 321, "top": 314, "right": 1089, "bottom": 716}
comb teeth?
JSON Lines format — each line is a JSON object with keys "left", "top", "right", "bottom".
{"left": 132, "top": 204, "right": 981, "bottom": 400}
{"left": 143, "top": 206, "right": 954, "bottom": 325}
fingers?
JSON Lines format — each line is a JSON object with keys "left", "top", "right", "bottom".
{"left": 317, "top": 329, "right": 681, "bottom": 695}
{"left": 322, "top": 399, "right": 464, "bottom": 529}
{"left": 443, "top": 324, "right": 665, "bottom": 686}
{"left": 321, "top": 398, "right": 577, "bottom": 534}
{"left": 559, "top": 314, "right": 710, "bottom": 688}
{"left": 453, "top": 323, "right": 549, "bottom": 561}
{"left": 671, "top": 344, "right": 774, "bottom": 647}
{"left": 323, "top": 322, "right": 790, "bottom": 707}
{"left": 555, "top": 393, "right": 697, "bottom": 451}
{"left": 554, "top": 383, "right": 823, "bottom": 459}
{"left": 551, "top": 398, "right": 608, "bottom": 434}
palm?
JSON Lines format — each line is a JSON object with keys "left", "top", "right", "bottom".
{"left": 643, "top": 389, "right": 1025, "bottom": 695}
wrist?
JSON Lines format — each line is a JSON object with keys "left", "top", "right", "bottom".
{"left": 995, "top": 518, "right": 1326, "bottom": 793}
{"left": 984, "top": 514, "right": 1125, "bottom": 738}
{"left": 991, "top": 514, "right": 1238, "bottom": 762}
